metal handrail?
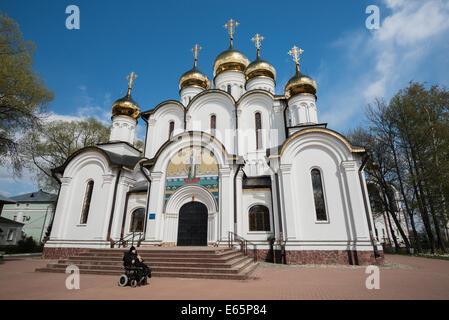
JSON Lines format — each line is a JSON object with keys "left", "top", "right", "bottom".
{"left": 114, "top": 232, "right": 143, "bottom": 248}
{"left": 228, "top": 231, "right": 257, "bottom": 263}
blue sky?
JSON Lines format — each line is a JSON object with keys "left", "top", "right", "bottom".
{"left": 1, "top": 0, "right": 449, "bottom": 196}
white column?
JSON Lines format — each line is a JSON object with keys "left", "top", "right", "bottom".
{"left": 49, "top": 177, "right": 72, "bottom": 239}
{"left": 235, "top": 169, "right": 244, "bottom": 235}
{"left": 218, "top": 167, "right": 233, "bottom": 242}
{"left": 341, "top": 161, "right": 370, "bottom": 241}
{"left": 279, "top": 164, "right": 297, "bottom": 240}
{"left": 146, "top": 172, "right": 164, "bottom": 242}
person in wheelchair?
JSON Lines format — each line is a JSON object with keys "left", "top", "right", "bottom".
{"left": 119, "top": 246, "right": 151, "bottom": 287}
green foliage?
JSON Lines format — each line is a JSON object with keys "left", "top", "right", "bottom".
{"left": 20, "top": 117, "right": 111, "bottom": 192}
{"left": 348, "top": 81, "right": 449, "bottom": 254}
{"left": 0, "top": 236, "right": 42, "bottom": 254}
{"left": 0, "top": 11, "right": 54, "bottom": 175}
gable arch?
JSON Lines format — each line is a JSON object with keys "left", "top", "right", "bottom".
{"left": 64, "top": 149, "right": 112, "bottom": 178}
{"left": 165, "top": 184, "right": 218, "bottom": 214}
{"left": 149, "top": 131, "right": 238, "bottom": 173}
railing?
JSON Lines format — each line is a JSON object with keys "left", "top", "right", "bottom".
{"left": 114, "top": 232, "right": 143, "bottom": 248}
{"left": 228, "top": 231, "right": 257, "bottom": 263}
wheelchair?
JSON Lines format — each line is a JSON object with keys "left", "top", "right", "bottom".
{"left": 118, "top": 265, "right": 148, "bottom": 287}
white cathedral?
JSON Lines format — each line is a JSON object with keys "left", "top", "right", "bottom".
{"left": 43, "top": 20, "right": 383, "bottom": 265}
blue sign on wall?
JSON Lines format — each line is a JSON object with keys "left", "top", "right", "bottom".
{"left": 149, "top": 213, "right": 156, "bottom": 220}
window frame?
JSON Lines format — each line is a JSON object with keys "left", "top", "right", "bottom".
{"left": 255, "top": 112, "right": 262, "bottom": 150}
{"left": 248, "top": 204, "right": 271, "bottom": 232}
{"left": 129, "top": 208, "right": 146, "bottom": 233}
{"left": 310, "top": 167, "right": 329, "bottom": 223}
{"left": 168, "top": 120, "right": 175, "bottom": 139}
{"left": 79, "top": 180, "right": 94, "bottom": 225}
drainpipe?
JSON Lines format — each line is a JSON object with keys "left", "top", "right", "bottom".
{"left": 119, "top": 191, "right": 131, "bottom": 246}
{"left": 138, "top": 162, "right": 152, "bottom": 247}
{"left": 233, "top": 164, "right": 243, "bottom": 234}
{"left": 107, "top": 166, "right": 123, "bottom": 248}
{"left": 267, "top": 163, "right": 285, "bottom": 264}
{"left": 358, "top": 154, "right": 381, "bottom": 259}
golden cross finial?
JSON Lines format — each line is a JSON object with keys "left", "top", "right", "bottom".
{"left": 251, "top": 33, "right": 264, "bottom": 58}
{"left": 224, "top": 18, "right": 240, "bottom": 47}
{"left": 126, "top": 71, "right": 138, "bottom": 89}
{"left": 191, "top": 44, "right": 202, "bottom": 67}
{"left": 288, "top": 45, "right": 304, "bottom": 72}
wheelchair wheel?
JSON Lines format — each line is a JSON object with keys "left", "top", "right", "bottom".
{"left": 130, "top": 279, "right": 138, "bottom": 287}
{"left": 118, "top": 274, "right": 128, "bottom": 287}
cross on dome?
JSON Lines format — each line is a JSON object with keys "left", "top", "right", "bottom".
{"left": 223, "top": 18, "right": 240, "bottom": 47}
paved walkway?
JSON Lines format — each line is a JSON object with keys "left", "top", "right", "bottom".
{"left": 1, "top": 254, "right": 448, "bottom": 299}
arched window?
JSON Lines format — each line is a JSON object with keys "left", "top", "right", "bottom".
{"left": 130, "top": 208, "right": 145, "bottom": 232}
{"left": 255, "top": 112, "right": 262, "bottom": 150}
{"left": 210, "top": 114, "right": 216, "bottom": 136}
{"left": 80, "top": 180, "right": 94, "bottom": 224}
{"left": 311, "top": 169, "right": 327, "bottom": 221}
{"left": 168, "top": 121, "right": 175, "bottom": 139}
{"left": 227, "top": 84, "right": 232, "bottom": 94}
{"left": 248, "top": 205, "right": 270, "bottom": 231}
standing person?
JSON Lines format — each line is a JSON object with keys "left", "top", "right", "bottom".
{"left": 123, "top": 246, "right": 151, "bottom": 285}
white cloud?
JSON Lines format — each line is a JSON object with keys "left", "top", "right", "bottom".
{"left": 320, "top": 0, "right": 449, "bottom": 129}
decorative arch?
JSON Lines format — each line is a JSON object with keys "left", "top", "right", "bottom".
{"left": 165, "top": 184, "right": 218, "bottom": 214}
{"left": 275, "top": 128, "right": 365, "bottom": 165}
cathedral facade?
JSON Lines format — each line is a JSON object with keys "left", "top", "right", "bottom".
{"left": 43, "top": 20, "right": 383, "bottom": 265}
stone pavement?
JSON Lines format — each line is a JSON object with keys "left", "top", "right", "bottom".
{"left": 1, "top": 254, "right": 448, "bottom": 300}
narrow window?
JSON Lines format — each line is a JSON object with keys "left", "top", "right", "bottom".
{"left": 168, "top": 121, "right": 175, "bottom": 139}
{"left": 248, "top": 205, "right": 270, "bottom": 231}
{"left": 227, "top": 84, "right": 232, "bottom": 94}
{"left": 210, "top": 114, "right": 216, "bottom": 136}
{"left": 311, "top": 169, "right": 327, "bottom": 221}
{"left": 130, "top": 208, "right": 145, "bottom": 232}
{"left": 255, "top": 112, "right": 262, "bottom": 150}
{"left": 80, "top": 180, "right": 94, "bottom": 224}
{"left": 7, "top": 229, "right": 15, "bottom": 241}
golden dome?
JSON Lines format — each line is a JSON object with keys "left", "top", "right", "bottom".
{"left": 213, "top": 47, "right": 250, "bottom": 77}
{"left": 245, "top": 57, "right": 276, "bottom": 81}
{"left": 111, "top": 89, "right": 140, "bottom": 120}
{"left": 284, "top": 68, "right": 317, "bottom": 99}
{"left": 179, "top": 66, "right": 210, "bottom": 90}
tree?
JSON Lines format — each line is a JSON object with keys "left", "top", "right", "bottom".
{"left": 20, "top": 117, "right": 110, "bottom": 191}
{"left": 0, "top": 11, "right": 54, "bottom": 175}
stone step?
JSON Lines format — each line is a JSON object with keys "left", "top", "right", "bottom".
{"left": 36, "top": 247, "right": 258, "bottom": 280}
{"left": 45, "top": 258, "right": 253, "bottom": 274}
{"left": 68, "top": 252, "right": 243, "bottom": 263}
{"left": 61, "top": 256, "right": 249, "bottom": 268}
{"left": 75, "top": 250, "right": 238, "bottom": 259}
{"left": 36, "top": 263, "right": 258, "bottom": 280}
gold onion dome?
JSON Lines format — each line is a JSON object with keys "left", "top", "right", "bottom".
{"left": 213, "top": 18, "right": 250, "bottom": 77}
{"left": 179, "top": 44, "right": 210, "bottom": 90}
{"left": 284, "top": 69, "right": 317, "bottom": 98}
{"left": 284, "top": 45, "right": 317, "bottom": 98}
{"left": 213, "top": 47, "right": 250, "bottom": 77}
{"left": 111, "top": 72, "right": 141, "bottom": 120}
{"left": 245, "top": 33, "right": 276, "bottom": 81}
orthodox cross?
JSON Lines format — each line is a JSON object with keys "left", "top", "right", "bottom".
{"left": 224, "top": 18, "right": 240, "bottom": 47}
{"left": 251, "top": 33, "right": 264, "bottom": 58}
{"left": 126, "top": 71, "right": 138, "bottom": 90}
{"left": 191, "top": 44, "right": 202, "bottom": 68}
{"left": 288, "top": 45, "right": 304, "bottom": 72}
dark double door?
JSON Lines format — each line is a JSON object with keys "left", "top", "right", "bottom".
{"left": 177, "top": 201, "right": 208, "bottom": 246}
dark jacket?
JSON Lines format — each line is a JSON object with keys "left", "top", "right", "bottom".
{"left": 123, "top": 247, "right": 139, "bottom": 267}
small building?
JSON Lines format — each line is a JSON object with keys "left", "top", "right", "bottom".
{"left": 1, "top": 190, "right": 56, "bottom": 244}
{"left": 0, "top": 216, "right": 24, "bottom": 246}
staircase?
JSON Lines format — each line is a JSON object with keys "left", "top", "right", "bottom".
{"left": 35, "top": 247, "right": 258, "bottom": 280}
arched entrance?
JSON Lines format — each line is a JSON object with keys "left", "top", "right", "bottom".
{"left": 177, "top": 201, "right": 208, "bottom": 246}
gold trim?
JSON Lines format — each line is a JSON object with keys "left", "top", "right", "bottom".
{"left": 128, "top": 191, "right": 147, "bottom": 196}
{"left": 278, "top": 128, "right": 365, "bottom": 156}
{"left": 243, "top": 188, "right": 271, "bottom": 191}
